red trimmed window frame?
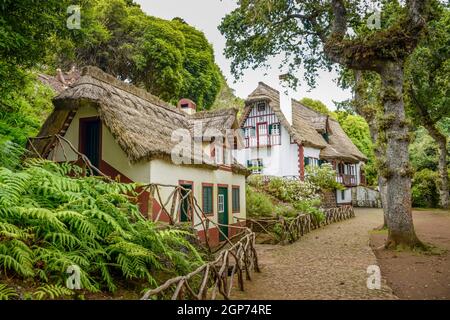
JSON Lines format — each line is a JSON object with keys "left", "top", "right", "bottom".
{"left": 78, "top": 116, "right": 102, "bottom": 166}
{"left": 178, "top": 180, "right": 194, "bottom": 225}
{"left": 201, "top": 183, "right": 214, "bottom": 217}
{"left": 232, "top": 185, "right": 240, "bottom": 214}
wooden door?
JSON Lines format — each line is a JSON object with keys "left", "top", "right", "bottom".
{"left": 217, "top": 187, "right": 229, "bottom": 241}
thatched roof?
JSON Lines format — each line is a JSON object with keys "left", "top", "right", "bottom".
{"left": 240, "top": 82, "right": 327, "bottom": 149}
{"left": 241, "top": 82, "right": 367, "bottom": 163}
{"left": 292, "top": 101, "right": 367, "bottom": 163}
{"left": 34, "top": 66, "right": 249, "bottom": 175}
{"left": 38, "top": 67, "right": 81, "bottom": 94}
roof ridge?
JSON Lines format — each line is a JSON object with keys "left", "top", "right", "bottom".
{"left": 292, "top": 99, "right": 328, "bottom": 118}
{"left": 258, "top": 81, "right": 280, "bottom": 94}
{"left": 80, "top": 66, "right": 186, "bottom": 117}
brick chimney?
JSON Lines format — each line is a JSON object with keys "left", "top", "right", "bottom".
{"left": 177, "top": 98, "right": 197, "bottom": 115}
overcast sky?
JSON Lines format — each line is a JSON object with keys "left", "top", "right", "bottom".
{"left": 135, "top": 0, "right": 352, "bottom": 110}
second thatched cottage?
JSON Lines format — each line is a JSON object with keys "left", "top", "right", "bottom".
{"left": 236, "top": 82, "right": 368, "bottom": 206}
{"left": 33, "top": 66, "right": 249, "bottom": 246}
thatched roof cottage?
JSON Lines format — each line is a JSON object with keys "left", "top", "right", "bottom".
{"left": 236, "top": 82, "right": 368, "bottom": 206}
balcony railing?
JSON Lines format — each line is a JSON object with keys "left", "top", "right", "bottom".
{"left": 245, "top": 134, "right": 281, "bottom": 148}
{"left": 336, "top": 174, "right": 357, "bottom": 187}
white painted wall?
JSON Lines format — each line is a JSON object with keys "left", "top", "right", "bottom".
{"left": 336, "top": 188, "right": 352, "bottom": 204}
{"left": 50, "top": 105, "right": 150, "bottom": 183}
{"left": 304, "top": 147, "right": 321, "bottom": 159}
{"left": 150, "top": 159, "right": 246, "bottom": 231}
{"left": 236, "top": 125, "right": 300, "bottom": 178}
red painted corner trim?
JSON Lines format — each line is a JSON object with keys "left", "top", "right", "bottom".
{"left": 298, "top": 144, "right": 305, "bottom": 181}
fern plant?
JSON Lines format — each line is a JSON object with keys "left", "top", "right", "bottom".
{"left": 0, "top": 284, "right": 18, "bottom": 300}
{"left": 0, "top": 159, "right": 204, "bottom": 296}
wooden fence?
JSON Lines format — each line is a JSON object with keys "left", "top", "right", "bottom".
{"left": 243, "top": 205, "right": 355, "bottom": 244}
{"left": 141, "top": 229, "right": 259, "bottom": 300}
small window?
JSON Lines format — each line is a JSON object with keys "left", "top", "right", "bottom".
{"left": 341, "top": 190, "right": 345, "bottom": 200}
{"left": 257, "top": 102, "right": 266, "bottom": 112}
{"left": 181, "top": 103, "right": 189, "bottom": 109}
{"left": 248, "top": 159, "right": 263, "bottom": 174}
{"left": 232, "top": 187, "right": 240, "bottom": 213}
{"left": 270, "top": 123, "right": 280, "bottom": 135}
{"left": 218, "top": 194, "right": 225, "bottom": 213}
{"left": 202, "top": 186, "right": 213, "bottom": 214}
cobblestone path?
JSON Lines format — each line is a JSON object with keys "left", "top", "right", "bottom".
{"left": 233, "top": 208, "right": 397, "bottom": 300}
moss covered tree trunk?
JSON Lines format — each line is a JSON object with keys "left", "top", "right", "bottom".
{"left": 436, "top": 136, "right": 449, "bottom": 209}
{"left": 380, "top": 62, "right": 422, "bottom": 248}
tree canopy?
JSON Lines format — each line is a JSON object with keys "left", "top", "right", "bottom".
{"left": 49, "top": 0, "right": 222, "bottom": 110}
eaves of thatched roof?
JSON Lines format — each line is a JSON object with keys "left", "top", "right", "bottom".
{"left": 292, "top": 102, "right": 368, "bottom": 163}
{"left": 34, "top": 66, "right": 249, "bottom": 175}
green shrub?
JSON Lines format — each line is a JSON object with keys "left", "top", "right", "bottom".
{"left": 274, "top": 204, "right": 297, "bottom": 218}
{"left": 293, "top": 199, "right": 325, "bottom": 222}
{"left": 305, "top": 163, "right": 344, "bottom": 191}
{"left": 412, "top": 169, "right": 439, "bottom": 208}
{"left": 246, "top": 186, "right": 274, "bottom": 218}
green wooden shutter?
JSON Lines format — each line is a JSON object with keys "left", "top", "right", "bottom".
{"left": 202, "top": 186, "right": 213, "bottom": 214}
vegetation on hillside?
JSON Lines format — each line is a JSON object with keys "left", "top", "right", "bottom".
{"left": 246, "top": 164, "right": 343, "bottom": 221}
{"left": 46, "top": 0, "right": 222, "bottom": 110}
{"left": 0, "top": 158, "right": 203, "bottom": 299}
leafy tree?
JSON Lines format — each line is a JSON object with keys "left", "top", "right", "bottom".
{"left": 0, "top": 73, "right": 55, "bottom": 146}
{"left": 220, "top": 0, "right": 436, "bottom": 248}
{"left": 50, "top": 0, "right": 221, "bottom": 109}
{"left": 405, "top": 7, "right": 450, "bottom": 209}
{"left": 335, "top": 112, "right": 377, "bottom": 186}
{"left": 299, "top": 97, "right": 333, "bottom": 116}
{"left": 0, "top": 0, "right": 70, "bottom": 103}
{"left": 409, "top": 127, "right": 440, "bottom": 172}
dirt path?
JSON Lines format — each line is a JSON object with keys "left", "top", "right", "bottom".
{"left": 233, "top": 208, "right": 397, "bottom": 300}
{"left": 371, "top": 209, "right": 450, "bottom": 300}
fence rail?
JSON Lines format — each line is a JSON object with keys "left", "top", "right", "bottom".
{"left": 243, "top": 205, "right": 355, "bottom": 244}
{"left": 141, "top": 229, "right": 259, "bottom": 300}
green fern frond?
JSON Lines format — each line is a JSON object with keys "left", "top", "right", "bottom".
{"left": 0, "top": 284, "right": 18, "bottom": 300}
{"left": 33, "top": 284, "right": 74, "bottom": 300}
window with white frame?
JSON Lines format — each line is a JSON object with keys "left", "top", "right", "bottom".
{"left": 247, "top": 159, "right": 263, "bottom": 174}
{"left": 270, "top": 123, "right": 280, "bottom": 135}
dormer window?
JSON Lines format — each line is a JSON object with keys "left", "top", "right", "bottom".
{"left": 181, "top": 103, "right": 189, "bottom": 109}
{"left": 257, "top": 102, "right": 266, "bottom": 113}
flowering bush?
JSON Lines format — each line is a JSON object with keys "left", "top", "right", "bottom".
{"left": 305, "top": 163, "right": 345, "bottom": 191}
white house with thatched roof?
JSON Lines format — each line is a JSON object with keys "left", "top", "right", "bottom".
{"left": 236, "top": 82, "right": 368, "bottom": 206}
{"left": 32, "top": 66, "right": 249, "bottom": 246}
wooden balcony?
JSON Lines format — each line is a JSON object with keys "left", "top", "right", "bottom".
{"left": 336, "top": 174, "right": 357, "bottom": 187}
{"left": 245, "top": 134, "right": 281, "bottom": 148}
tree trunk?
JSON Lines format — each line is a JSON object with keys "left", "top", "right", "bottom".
{"left": 436, "top": 137, "right": 449, "bottom": 209}
{"left": 380, "top": 62, "right": 422, "bottom": 249}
